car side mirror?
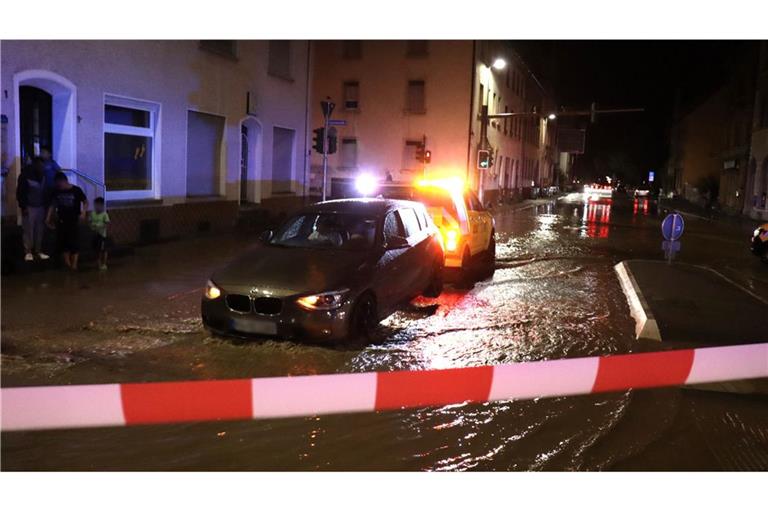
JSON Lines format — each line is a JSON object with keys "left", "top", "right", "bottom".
{"left": 384, "top": 235, "right": 409, "bottom": 250}
{"left": 259, "top": 230, "right": 274, "bottom": 243}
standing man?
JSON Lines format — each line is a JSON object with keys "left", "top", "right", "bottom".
{"left": 16, "top": 158, "right": 50, "bottom": 261}
{"left": 39, "top": 146, "right": 61, "bottom": 194}
{"left": 46, "top": 172, "right": 88, "bottom": 271}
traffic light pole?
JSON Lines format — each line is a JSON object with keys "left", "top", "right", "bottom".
{"left": 320, "top": 99, "right": 335, "bottom": 202}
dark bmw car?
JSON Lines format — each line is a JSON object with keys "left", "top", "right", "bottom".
{"left": 202, "top": 198, "right": 444, "bottom": 341}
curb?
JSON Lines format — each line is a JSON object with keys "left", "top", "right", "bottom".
{"left": 614, "top": 261, "right": 662, "bottom": 342}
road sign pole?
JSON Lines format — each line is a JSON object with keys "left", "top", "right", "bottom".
{"left": 320, "top": 99, "right": 335, "bottom": 202}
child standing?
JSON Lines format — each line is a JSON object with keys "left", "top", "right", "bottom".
{"left": 47, "top": 172, "right": 88, "bottom": 271}
{"left": 89, "top": 197, "right": 110, "bottom": 270}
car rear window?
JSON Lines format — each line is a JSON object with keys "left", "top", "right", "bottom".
{"left": 412, "top": 187, "right": 459, "bottom": 220}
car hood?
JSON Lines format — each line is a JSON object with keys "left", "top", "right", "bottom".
{"left": 211, "top": 244, "right": 370, "bottom": 296}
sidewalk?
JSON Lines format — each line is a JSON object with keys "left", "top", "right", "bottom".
{"left": 615, "top": 260, "right": 767, "bottom": 346}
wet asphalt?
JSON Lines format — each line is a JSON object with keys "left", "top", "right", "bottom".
{"left": 2, "top": 194, "right": 767, "bottom": 470}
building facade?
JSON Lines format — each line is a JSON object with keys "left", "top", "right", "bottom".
{"left": 309, "top": 40, "right": 557, "bottom": 205}
{"left": 1, "top": 40, "right": 312, "bottom": 244}
{"left": 744, "top": 41, "right": 768, "bottom": 220}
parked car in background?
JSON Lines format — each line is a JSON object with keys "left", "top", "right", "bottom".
{"left": 202, "top": 198, "right": 444, "bottom": 341}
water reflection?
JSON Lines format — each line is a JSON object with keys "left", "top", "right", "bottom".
{"left": 581, "top": 199, "right": 611, "bottom": 238}
{"left": 633, "top": 198, "right": 649, "bottom": 216}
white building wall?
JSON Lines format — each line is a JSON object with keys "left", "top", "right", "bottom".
{"left": 1, "top": 40, "right": 310, "bottom": 213}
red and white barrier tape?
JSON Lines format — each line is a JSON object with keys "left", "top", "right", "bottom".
{"left": 2, "top": 343, "right": 767, "bottom": 431}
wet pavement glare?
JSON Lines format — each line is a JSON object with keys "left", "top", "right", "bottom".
{"left": 3, "top": 195, "right": 767, "bottom": 470}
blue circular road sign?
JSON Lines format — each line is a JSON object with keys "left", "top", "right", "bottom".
{"left": 661, "top": 213, "right": 685, "bottom": 241}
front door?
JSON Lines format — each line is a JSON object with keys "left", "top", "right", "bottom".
{"left": 19, "top": 86, "right": 53, "bottom": 165}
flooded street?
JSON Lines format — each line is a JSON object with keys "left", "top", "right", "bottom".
{"left": 3, "top": 196, "right": 767, "bottom": 470}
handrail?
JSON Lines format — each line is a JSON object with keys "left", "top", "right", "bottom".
{"left": 62, "top": 168, "right": 105, "bottom": 189}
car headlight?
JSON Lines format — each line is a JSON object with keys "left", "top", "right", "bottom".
{"left": 296, "top": 289, "right": 349, "bottom": 311}
{"left": 204, "top": 280, "right": 222, "bottom": 300}
{"left": 755, "top": 228, "right": 762, "bottom": 238}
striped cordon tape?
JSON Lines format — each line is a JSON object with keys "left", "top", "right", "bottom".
{"left": 2, "top": 342, "right": 766, "bottom": 431}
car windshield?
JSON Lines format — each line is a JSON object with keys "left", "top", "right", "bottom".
{"left": 270, "top": 212, "right": 378, "bottom": 251}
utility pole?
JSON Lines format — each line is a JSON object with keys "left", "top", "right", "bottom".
{"left": 320, "top": 98, "right": 335, "bottom": 202}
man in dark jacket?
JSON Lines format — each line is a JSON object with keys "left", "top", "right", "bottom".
{"left": 16, "top": 158, "right": 50, "bottom": 261}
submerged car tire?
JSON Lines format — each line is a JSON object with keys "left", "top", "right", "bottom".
{"left": 480, "top": 234, "right": 496, "bottom": 280}
{"left": 349, "top": 293, "right": 378, "bottom": 341}
{"left": 423, "top": 256, "right": 445, "bottom": 298}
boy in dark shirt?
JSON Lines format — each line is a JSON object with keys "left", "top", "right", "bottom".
{"left": 46, "top": 171, "right": 88, "bottom": 270}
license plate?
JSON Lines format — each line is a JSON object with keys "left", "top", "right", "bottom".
{"left": 231, "top": 317, "right": 277, "bottom": 335}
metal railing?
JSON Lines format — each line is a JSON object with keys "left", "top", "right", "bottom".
{"left": 62, "top": 169, "right": 106, "bottom": 208}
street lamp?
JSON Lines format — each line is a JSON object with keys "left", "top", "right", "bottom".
{"left": 492, "top": 58, "right": 507, "bottom": 70}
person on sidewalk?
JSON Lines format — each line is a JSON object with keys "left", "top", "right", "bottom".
{"left": 46, "top": 171, "right": 88, "bottom": 271}
{"left": 89, "top": 197, "right": 111, "bottom": 271}
{"left": 39, "top": 146, "right": 61, "bottom": 196}
{"left": 16, "top": 157, "right": 50, "bottom": 261}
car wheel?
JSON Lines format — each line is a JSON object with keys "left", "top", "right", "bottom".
{"left": 480, "top": 234, "right": 496, "bottom": 280}
{"left": 349, "top": 293, "right": 378, "bottom": 341}
{"left": 456, "top": 246, "right": 475, "bottom": 288}
{"left": 423, "top": 256, "right": 444, "bottom": 298}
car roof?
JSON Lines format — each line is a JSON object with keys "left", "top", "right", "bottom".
{"left": 301, "top": 198, "right": 423, "bottom": 216}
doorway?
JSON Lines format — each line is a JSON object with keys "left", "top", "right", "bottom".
{"left": 19, "top": 86, "right": 53, "bottom": 166}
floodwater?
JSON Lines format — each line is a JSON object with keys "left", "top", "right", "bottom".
{"left": 2, "top": 195, "right": 767, "bottom": 470}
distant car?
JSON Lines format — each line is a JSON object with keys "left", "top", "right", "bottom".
{"left": 634, "top": 188, "right": 650, "bottom": 198}
{"left": 751, "top": 223, "right": 768, "bottom": 263}
{"left": 201, "top": 199, "right": 444, "bottom": 341}
{"left": 584, "top": 184, "right": 613, "bottom": 202}
{"left": 379, "top": 178, "right": 496, "bottom": 282}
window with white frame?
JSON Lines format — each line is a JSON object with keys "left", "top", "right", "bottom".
{"left": 103, "top": 96, "right": 159, "bottom": 199}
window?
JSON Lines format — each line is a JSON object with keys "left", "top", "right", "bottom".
{"left": 186, "top": 110, "right": 224, "bottom": 197}
{"left": 398, "top": 208, "right": 422, "bottom": 237}
{"left": 340, "top": 138, "right": 358, "bottom": 168}
{"left": 199, "top": 40, "right": 237, "bottom": 59}
{"left": 402, "top": 140, "right": 423, "bottom": 171}
{"left": 407, "top": 80, "right": 426, "bottom": 113}
{"left": 343, "top": 81, "right": 360, "bottom": 110}
{"left": 268, "top": 41, "right": 291, "bottom": 80}
{"left": 342, "top": 40, "right": 362, "bottom": 59}
{"left": 272, "top": 127, "right": 295, "bottom": 193}
{"left": 104, "top": 96, "right": 159, "bottom": 199}
{"left": 406, "top": 41, "right": 429, "bottom": 57}
{"left": 384, "top": 211, "right": 406, "bottom": 243}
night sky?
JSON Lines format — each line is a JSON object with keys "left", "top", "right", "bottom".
{"left": 515, "top": 40, "right": 754, "bottom": 185}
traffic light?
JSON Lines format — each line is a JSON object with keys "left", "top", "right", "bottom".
{"left": 415, "top": 143, "right": 426, "bottom": 163}
{"left": 327, "top": 128, "right": 337, "bottom": 154}
{"left": 424, "top": 150, "right": 432, "bottom": 164}
{"left": 477, "top": 149, "right": 490, "bottom": 169}
{"left": 488, "top": 151, "right": 495, "bottom": 168}
{"left": 590, "top": 101, "right": 597, "bottom": 123}
{"left": 313, "top": 127, "right": 325, "bottom": 154}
